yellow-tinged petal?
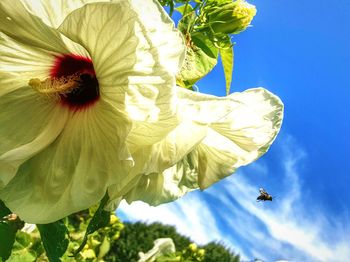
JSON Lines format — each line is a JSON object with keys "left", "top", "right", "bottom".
{"left": 0, "top": 100, "right": 134, "bottom": 223}
{"left": 0, "top": 87, "right": 68, "bottom": 188}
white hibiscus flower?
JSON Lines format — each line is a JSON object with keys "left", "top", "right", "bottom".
{"left": 0, "top": 0, "right": 283, "bottom": 224}
{"left": 0, "top": 0, "right": 184, "bottom": 223}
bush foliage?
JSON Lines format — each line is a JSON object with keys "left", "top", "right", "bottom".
{"left": 5, "top": 210, "right": 240, "bottom": 261}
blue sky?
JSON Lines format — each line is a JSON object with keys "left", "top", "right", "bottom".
{"left": 118, "top": 1, "right": 350, "bottom": 261}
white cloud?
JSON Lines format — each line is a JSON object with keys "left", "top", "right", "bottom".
{"left": 118, "top": 193, "right": 224, "bottom": 245}
{"left": 118, "top": 135, "right": 350, "bottom": 262}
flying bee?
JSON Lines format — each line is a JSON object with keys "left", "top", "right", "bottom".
{"left": 256, "top": 188, "right": 273, "bottom": 202}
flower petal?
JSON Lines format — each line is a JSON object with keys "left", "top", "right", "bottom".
{"left": 123, "top": 87, "right": 283, "bottom": 204}
{"left": 130, "top": 0, "right": 185, "bottom": 75}
{"left": 58, "top": 1, "right": 185, "bottom": 147}
{"left": 106, "top": 120, "right": 207, "bottom": 208}
{"left": 19, "top": 0, "right": 95, "bottom": 29}
{"left": 197, "top": 88, "right": 283, "bottom": 189}
{"left": 0, "top": 33, "right": 55, "bottom": 96}
{"left": 0, "top": 0, "right": 68, "bottom": 53}
{"left": 19, "top": 0, "right": 185, "bottom": 75}
{"left": 58, "top": 0, "right": 184, "bottom": 83}
{"left": 0, "top": 1, "right": 90, "bottom": 96}
{"left": 0, "top": 87, "right": 68, "bottom": 188}
{"left": 134, "top": 121, "right": 208, "bottom": 175}
{"left": 0, "top": 100, "right": 134, "bottom": 223}
{"left": 124, "top": 156, "right": 199, "bottom": 206}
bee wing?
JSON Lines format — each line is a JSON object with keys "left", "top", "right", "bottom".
{"left": 259, "top": 188, "right": 265, "bottom": 194}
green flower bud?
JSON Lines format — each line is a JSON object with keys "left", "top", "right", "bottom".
{"left": 206, "top": 0, "right": 256, "bottom": 35}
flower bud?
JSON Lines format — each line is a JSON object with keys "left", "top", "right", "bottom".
{"left": 206, "top": 0, "right": 256, "bottom": 35}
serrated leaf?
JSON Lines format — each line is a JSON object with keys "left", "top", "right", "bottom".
{"left": 219, "top": 37, "right": 234, "bottom": 95}
{"left": 0, "top": 222, "right": 16, "bottom": 261}
{"left": 37, "top": 220, "right": 69, "bottom": 262}
{"left": 71, "top": 193, "right": 110, "bottom": 256}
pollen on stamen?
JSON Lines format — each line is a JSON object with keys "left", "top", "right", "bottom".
{"left": 29, "top": 74, "right": 81, "bottom": 101}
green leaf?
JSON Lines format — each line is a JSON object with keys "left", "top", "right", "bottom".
{"left": 0, "top": 222, "right": 16, "bottom": 261}
{"left": 8, "top": 233, "right": 37, "bottom": 262}
{"left": 72, "top": 193, "right": 110, "bottom": 256}
{"left": 12, "top": 232, "right": 32, "bottom": 250}
{"left": 6, "top": 251, "right": 36, "bottom": 262}
{"left": 177, "top": 10, "right": 196, "bottom": 35}
{"left": 169, "top": 1, "right": 175, "bottom": 16}
{"left": 175, "top": 4, "right": 194, "bottom": 15}
{"left": 219, "top": 36, "right": 234, "bottom": 94}
{"left": 177, "top": 32, "right": 219, "bottom": 88}
{"left": 0, "top": 200, "right": 11, "bottom": 218}
{"left": 0, "top": 202, "right": 24, "bottom": 261}
{"left": 37, "top": 220, "right": 69, "bottom": 262}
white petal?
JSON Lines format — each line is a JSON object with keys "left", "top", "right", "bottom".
{"left": 19, "top": 0, "right": 124, "bottom": 29}
{"left": 0, "top": 87, "right": 68, "bottom": 188}
{"left": 130, "top": 0, "right": 185, "bottom": 75}
{"left": 134, "top": 121, "right": 207, "bottom": 175}
{"left": 20, "top": 0, "right": 92, "bottom": 29}
{"left": 0, "top": 100, "right": 134, "bottom": 223}
{"left": 123, "top": 87, "right": 283, "bottom": 204}
{"left": 58, "top": 1, "right": 185, "bottom": 151}
{"left": 19, "top": 0, "right": 108, "bottom": 56}
{"left": 193, "top": 88, "right": 284, "bottom": 189}
{"left": 0, "top": 1, "right": 90, "bottom": 96}
{"left": 58, "top": 1, "right": 184, "bottom": 83}
{"left": 0, "top": 33, "right": 54, "bottom": 96}
{"left": 124, "top": 156, "right": 199, "bottom": 205}
{"left": 106, "top": 120, "right": 203, "bottom": 207}
{"left": 109, "top": 118, "right": 208, "bottom": 206}
{"left": 0, "top": 0, "right": 69, "bottom": 53}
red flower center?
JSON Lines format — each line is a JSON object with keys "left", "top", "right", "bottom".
{"left": 50, "top": 54, "right": 99, "bottom": 109}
